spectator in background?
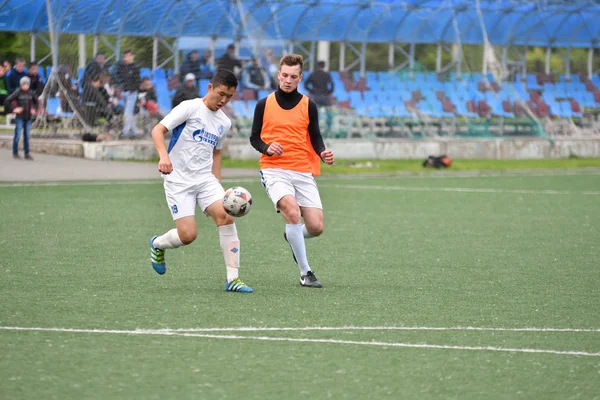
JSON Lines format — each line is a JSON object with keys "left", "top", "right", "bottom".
{"left": 168, "top": 72, "right": 181, "bottom": 91}
{"left": 6, "top": 58, "right": 28, "bottom": 95}
{"left": 83, "top": 52, "right": 107, "bottom": 89}
{"left": 4, "top": 76, "right": 38, "bottom": 160}
{"left": 180, "top": 50, "right": 202, "bottom": 82}
{"left": 0, "top": 65, "right": 8, "bottom": 115}
{"left": 3, "top": 60, "right": 12, "bottom": 74}
{"left": 49, "top": 64, "right": 79, "bottom": 114}
{"left": 98, "top": 70, "right": 123, "bottom": 135}
{"left": 261, "top": 48, "right": 278, "bottom": 87}
{"left": 138, "top": 77, "right": 162, "bottom": 119}
{"left": 172, "top": 73, "right": 199, "bottom": 108}
{"left": 113, "top": 49, "right": 140, "bottom": 138}
{"left": 216, "top": 44, "right": 242, "bottom": 78}
{"left": 304, "top": 61, "right": 334, "bottom": 107}
{"left": 180, "top": 50, "right": 214, "bottom": 81}
{"left": 28, "top": 62, "right": 44, "bottom": 97}
{"left": 99, "top": 70, "right": 122, "bottom": 114}
{"left": 242, "top": 55, "right": 271, "bottom": 98}
{"left": 81, "top": 74, "right": 108, "bottom": 127}
{"left": 198, "top": 49, "right": 214, "bottom": 79}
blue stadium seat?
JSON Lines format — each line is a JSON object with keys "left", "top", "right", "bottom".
{"left": 198, "top": 79, "right": 211, "bottom": 96}
{"left": 46, "top": 97, "right": 59, "bottom": 115}
{"left": 569, "top": 102, "right": 583, "bottom": 118}
{"left": 38, "top": 66, "right": 46, "bottom": 82}
{"left": 526, "top": 74, "right": 542, "bottom": 90}
{"left": 140, "top": 68, "right": 152, "bottom": 79}
{"left": 395, "top": 104, "right": 413, "bottom": 117}
{"left": 246, "top": 100, "right": 258, "bottom": 115}
{"left": 153, "top": 68, "right": 166, "bottom": 80}
{"left": 254, "top": 89, "right": 269, "bottom": 99}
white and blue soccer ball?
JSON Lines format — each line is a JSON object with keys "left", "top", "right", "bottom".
{"left": 223, "top": 186, "right": 253, "bottom": 217}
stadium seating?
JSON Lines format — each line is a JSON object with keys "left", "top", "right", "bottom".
{"left": 63, "top": 63, "right": 600, "bottom": 139}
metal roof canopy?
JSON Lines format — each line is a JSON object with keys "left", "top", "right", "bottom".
{"left": 0, "top": 0, "right": 599, "bottom": 48}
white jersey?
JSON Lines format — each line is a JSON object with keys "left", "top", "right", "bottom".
{"left": 159, "top": 98, "right": 232, "bottom": 184}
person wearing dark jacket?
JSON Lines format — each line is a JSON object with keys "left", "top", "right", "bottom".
{"left": 81, "top": 75, "right": 109, "bottom": 127}
{"left": 304, "top": 61, "right": 335, "bottom": 107}
{"left": 138, "top": 77, "right": 161, "bottom": 119}
{"left": 216, "top": 44, "right": 242, "bottom": 78}
{"left": 6, "top": 58, "right": 28, "bottom": 95}
{"left": 180, "top": 51, "right": 202, "bottom": 81}
{"left": 113, "top": 49, "right": 140, "bottom": 138}
{"left": 4, "top": 76, "right": 38, "bottom": 160}
{"left": 171, "top": 73, "right": 199, "bottom": 108}
{"left": 28, "top": 62, "right": 45, "bottom": 98}
{"left": 82, "top": 52, "right": 106, "bottom": 89}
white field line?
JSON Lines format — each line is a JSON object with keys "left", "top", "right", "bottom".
{"left": 0, "top": 178, "right": 257, "bottom": 188}
{"left": 170, "top": 326, "right": 600, "bottom": 333}
{"left": 7, "top": 180, "right": 598, "bottom": 196}
{"left": 320, "top": 183, "right": 600, "bottom": 196}
{"left": 0, "top": 326, "right": 599, "bottom": 358}
{"left": 1, "top": 168, "right": 599, "bottom": 188}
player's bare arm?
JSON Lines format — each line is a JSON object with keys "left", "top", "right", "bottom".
{"left": 151, "top": 123, "right": 173, "bottom": 174}
{"left": 212, "top": 149, "right": 222, "bottom": 182}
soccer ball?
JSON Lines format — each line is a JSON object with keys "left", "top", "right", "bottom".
{"left": 223, "top": 186, "right": 253, "bottom": 217}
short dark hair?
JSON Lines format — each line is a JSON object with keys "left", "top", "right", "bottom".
{"left": 29, "top": 61, "right": 38, "bottom": 67}
{"left": 227, "top": 43, "right": 235, "bottom": 51}
{"left": 317, "top": 61, "right": 326, "bottom": 69}
{"left": 210, "top": 69, "right": 238, "bottom": 89}
{"left": 280, "top": 54, "right": 304, "bottom": 74}
{"left": 95, "top": 52, "right": 105, "bottom": 58}
{"left": 123, "top": 49, "right": 133, "bottom": 56}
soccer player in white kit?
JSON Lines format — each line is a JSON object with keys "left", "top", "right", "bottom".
{"left": 149, "top": 69, "right": 253, "bottom": 293}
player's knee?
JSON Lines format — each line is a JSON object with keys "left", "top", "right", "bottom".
{"left": 281, "top": 207, "right": 301, "bottom": 223}
{"left": 178, "top": 229, "right": 197, "bottom": 244}
{"left": 214, "top": 213, "right": 234, "bottom": 226}
{"left": 308, "top": 223, "right": 324, "bottom": 237}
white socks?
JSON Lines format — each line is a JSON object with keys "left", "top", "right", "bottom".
{"left": 285, "top": 224, "right": 311, "bottom": 274}
{"left": 301, "top": 224, "right": 314, "bottom": 239}
{"left": 219, "top": 223, "right": 240, "bottom": 282}
{"left": 152, "top": 229, "right": 183, "bottom": 250}
{"left": 153, "top": 225, "right": 241, "bottom": 283}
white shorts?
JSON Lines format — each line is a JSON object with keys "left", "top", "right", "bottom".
{"left": 260, "top": 168, "right": 323, "bottom": 211}
{"left": 163, "top": 176, "right": 225, "bottom": 220}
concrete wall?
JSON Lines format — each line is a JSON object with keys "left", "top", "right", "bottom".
{"left": 2, "top": 135, "right": 600, "bottom": 161}
{"left": 223, "top": 137, "right": 600, "bottom": 160}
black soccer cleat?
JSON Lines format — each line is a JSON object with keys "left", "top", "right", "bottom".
{"left": 283, "top": 232, "right": 298, "bottom": 265}
{"left": 300, "top": 271, "right": 323, "bottom": 288}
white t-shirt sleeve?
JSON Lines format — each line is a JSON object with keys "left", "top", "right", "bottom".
{"left": 215, "top": 118, "right": 231, "bottom": 150}
{"left": 160, "top": 100, "right": 195, "bottom": 131}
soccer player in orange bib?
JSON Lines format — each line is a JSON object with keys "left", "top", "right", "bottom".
{"left": 250, "top": 54, "right": 335, "bottom": 288}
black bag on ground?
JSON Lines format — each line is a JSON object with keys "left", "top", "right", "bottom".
{"left": 423, "top": 155, "right": 452, "bottom": 169}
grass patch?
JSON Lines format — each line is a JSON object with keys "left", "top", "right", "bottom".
{"left": 1, "top": 172, "right": 599, "bottom": 399}
{"left": 221, "top": 157, "right": 600, "bottom": 174}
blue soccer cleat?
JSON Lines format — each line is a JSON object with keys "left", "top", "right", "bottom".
{"left": 225, "top": 278, "right": 254, "bottom": 293}
{"left": 150, "top": 235, "right": 166, "bottom": 275}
